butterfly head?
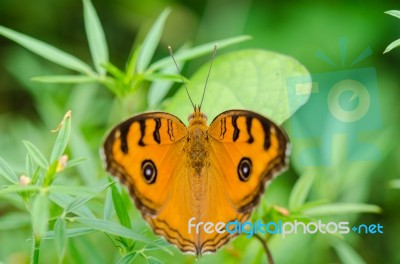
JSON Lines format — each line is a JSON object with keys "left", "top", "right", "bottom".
{"left": 188, "top": 105, "right": 208, "bottom": 125}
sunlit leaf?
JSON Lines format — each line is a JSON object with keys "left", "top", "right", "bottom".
{"left": 385, "top": 10, "right": 400, "bottom": 19}
{"left": 384, "top": 38, "right": 400, "bottom": 54}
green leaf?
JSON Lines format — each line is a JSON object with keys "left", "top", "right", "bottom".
{"left": 302, "top": 203, "right": 382, "bottom": 216}
{"left": 50, "top": 111, "right": 72, "bottom": 164}
{"left": 65, "top": 182, "right": 113, "bottom": 213}
{"left": 49, "top": 185, "right": 97, "bottom": 196}
{"left": 147, "top": 43, "right": 190, "bottom": 108}
{"left": 50, "top": 193, "right": 96, "bottom": 218}
{"left": 148, "top": 35, "right": 252, "bottom": 71}
{"left": 388, "top": 179, "right": 400, "bottom": 189}
{"left": 0, "top": 25, "right": 94, "bottom": 75}
{"left": 55, "top": 218, "right": 67, "bottom": 262}
{"left": 165, "top": 49, "right": 311, "bottom": 124}
{"left": 32, "top": 75, "right": 98, "bottom": 83}
{"left": 136, "top": 8, "right": 171, "bottom": 73}
{"left": 103, "top": 188, "right": 113, "bottom": 220}
{"left": 118, "top": 251, "right": 139, "bottom": 264}
{"left": 75, "top": 217, "right": 170, "bottom": 253}
{"left": 23, "top": 141, "right": 49, "bottom": 169}
{"left": 333, "top": 239, "right": 366, "bottom": 264}
{"left": 143, "top": 73, "right": 185, "bottom": 82}
{"left": 43, "top": 227, "right": 96, "bottom": 239}
{"left": 289, "top": 169, "right": 315, "bottom": 211}
{"left": 0, "top": 212, "right": 31, "bottom": 230}
{"left": 32, "top": 193, "right": 49, "bottom": 239}
{"left": 385, "top": 10, "right": 400, "bottom": 19}
{"left": 146, "top": 256, "right": 163, "bottom": 264}
{"left": 25, "top": 154, "right": 34, "bottom": 179}
{"left": 384, "top": 38, "right": 400, "bottom": 53}
{"left": 65, "top": 157, "right": 87, "bottom": 169}
{"left": 83, "top": 0, "right": 109, "bottom": 75}
{"left": 0, "top": 185, "right": 41, "bottom": 195}
{"left": 110, "top": 182, "right": 132, "bottom": 229}
{"left": 0, "top": 157, "right": 18, "bottom": 184}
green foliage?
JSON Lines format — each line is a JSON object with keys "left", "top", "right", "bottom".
{"left": 384, "top": 10, "right": 400, "bottom": 53}
{"left": 0, "top": 0, "right": 396, "bottom": 264}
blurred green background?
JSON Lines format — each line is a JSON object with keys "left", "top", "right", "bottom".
{"left": 0, "top": 0, "right": 399, "bottom": 263}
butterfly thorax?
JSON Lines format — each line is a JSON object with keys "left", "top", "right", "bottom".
{"left": 187, "top": 107, "right": 209, "bottom": 175}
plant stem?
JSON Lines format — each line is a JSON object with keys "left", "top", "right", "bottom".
{"left": 31, "top": 235, "right": 41, "bottom": 264}
{"left": 254, "top": 234, "right": 274, "bottom": 264}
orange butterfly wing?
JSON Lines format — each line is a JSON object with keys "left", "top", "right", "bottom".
{"left": 102, "top": 109, "right": 289, "bottom": 255}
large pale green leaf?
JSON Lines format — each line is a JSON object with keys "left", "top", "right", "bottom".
{"left": 164, "top": 49, "right": 311, "bottom": 124}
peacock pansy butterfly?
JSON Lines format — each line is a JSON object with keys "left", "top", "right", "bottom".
{"left": 102, "top": 45, "right": 290, "bottom": 255}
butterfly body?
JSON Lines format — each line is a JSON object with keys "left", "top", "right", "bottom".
{"left": 103, "top": 106, "right": 289, "bottom": 255}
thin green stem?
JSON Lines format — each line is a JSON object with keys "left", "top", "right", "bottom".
{"left": 31, "top": 235, "right": 41, "bottom": 264}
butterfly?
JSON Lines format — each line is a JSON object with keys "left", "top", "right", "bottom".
{"left": 102, "top": 45, "right": 290, "bottom": 256}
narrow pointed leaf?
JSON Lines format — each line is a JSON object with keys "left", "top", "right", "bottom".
{"left": 65, "top": 182, "right": 113, "bottom": 213}
{"left": 23, "top": 141, "right": 49, "bottom": 169}
{"left": 289, "top": 169, "right": 315, "bottom": 211}
{"left": 50, "top": 111, "right": 72, "bottom": 163}
{"left": 32, "top": 75, "right": 98, "bottom": 83}
{"left": 148, "top": 35, "right": 251, "bottom": 71}
{"left": 75, "top": 217, "right": 170, "bottom": 253}
{"left": 0, "top": 25, "right": 93, "bottom": 74}
{"left": 136, "top": 8, "right": 171, "bottom": 72}
{"left": 118, "top": 251, "right": 139, "bottom": 264}
{"left": 0, "top": 157, "right": 18, "bottom": 184}
{"left": 83, "top": 0, "right": 109, "bottom": 75}
{"left": 385, "top": 10, "right": 400, "bottom": 19}
{"left": 302, "top": 203, "right": 382, "bottom": 216}
{"left": 55, "top": 218, "right": 67, "bottom": 261}
{"left": 43, "top": 227, "right": 96, "bottom": 239}
{"left": 32, "top": 193, "right": 49, "bottom": 239}
{"left": 110, "top": 182, "right": 131, "bottom": 229}
{"left": 384, "top": 39, "right": 400, "bottom": 53}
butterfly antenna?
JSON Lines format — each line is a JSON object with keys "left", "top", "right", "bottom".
{"left": 168, "top": 46, "right": 195, "bottom": 109}
{"left": 199, "top": 44, "right": 218, "bottom": 110}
